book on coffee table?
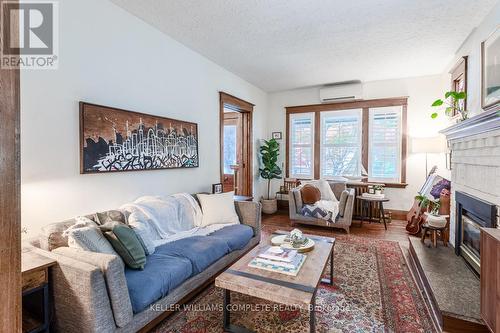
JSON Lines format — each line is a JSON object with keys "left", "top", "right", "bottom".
{"left": 248, "top": 253, "right": 306, "bottom": 276}
{"left": 257, "top": 246, "right": 297, "bottom": 262}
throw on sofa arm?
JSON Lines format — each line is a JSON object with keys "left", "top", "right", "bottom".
{"left": 235, "top": 201, "right": 262, "bottom": 240}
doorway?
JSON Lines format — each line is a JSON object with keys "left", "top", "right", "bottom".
{"left": 219, "top": 92, "right": 254, "bottom": 197}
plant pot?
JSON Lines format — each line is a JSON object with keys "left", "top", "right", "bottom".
{"left": 261, "top": 198, "right": 278, "bottom": 214}
{"left": 375, "top": 190, "right": 382, "bottom": 195}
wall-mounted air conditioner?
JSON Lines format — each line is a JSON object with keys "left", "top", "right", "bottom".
{"left": 319, "top": 82, "right": 363, "bottom": 103}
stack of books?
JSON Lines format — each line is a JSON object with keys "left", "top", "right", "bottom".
{"left": 362, "top": 192, "right": 385, "bottom": 199}
{"left": 248, "top": 246, "right": 306, "bottom": 276}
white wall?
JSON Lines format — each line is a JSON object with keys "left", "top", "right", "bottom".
{"left": 267, "top": 74, "right": 452, "bottom": 211}
{"left": 448, "top": 1, "right": 500, "bottom": 117}
{"left": 21, "top": 0, "right": 268, "bottom": 237}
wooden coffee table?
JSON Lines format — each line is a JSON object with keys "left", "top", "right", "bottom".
{"left": 215, "top": 230, "right": 335, "bottom": 333}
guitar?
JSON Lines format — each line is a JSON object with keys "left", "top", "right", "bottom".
{"left": 405, "top": 166, "right": 438, "bottom": 235}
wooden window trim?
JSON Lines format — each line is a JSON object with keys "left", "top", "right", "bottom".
{"left": 450, "top": 56, "right": 468, "bottom": 114}
{"left": 285, "top": 97, "right": 408, "bottom": 188}
{"left": 219, "top": 92, "right": 254, "bottom": 196}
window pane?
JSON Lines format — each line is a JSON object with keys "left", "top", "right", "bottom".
{"left": 291, "top": 118, "right": 312, "bottom": 144}
{"left": 320, "top": 109, "right": 362, "bottom": 178}
{"left": 291, "top": 147, "right": 312, "bottom": 176}
{"left": 223, "top": 125, "right": 236, "bottom": 174}
{"left": 322, "top": 146, "right": 360, "bottom": 177}
{"left": 289, "top": 113, "right": 314, "bottom": 178}
{"left": 368, "top": 106, "right": 402, "bottom": 182}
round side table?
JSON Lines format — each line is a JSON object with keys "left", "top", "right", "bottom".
{"left": 356, "top": 196, "right": 390, "bottom": 230}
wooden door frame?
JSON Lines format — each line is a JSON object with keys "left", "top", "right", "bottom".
{"left": 0, "top": 0, "right": 22, "bottom": 331}
{"left": 219, "top": 92, "right": 254, "bottom": 197}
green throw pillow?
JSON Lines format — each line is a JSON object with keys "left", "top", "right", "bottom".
{"left": 102, "top": 223, "right": 146, "bottom": 270}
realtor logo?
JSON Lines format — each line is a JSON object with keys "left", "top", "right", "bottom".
{"left": 1, "top": 1, "right": 58, "bottom": 69}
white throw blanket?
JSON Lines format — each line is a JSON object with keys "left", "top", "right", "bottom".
{"left": 121, "top": 193, "right": 235, "bottom": 247}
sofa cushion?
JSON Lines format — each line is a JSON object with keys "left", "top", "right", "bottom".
{"left": 196, "top": 192, "right": 240, "bottom": 227}
{"left": 157, "top": 236, "right": 231, "bottom": 274}
{"left": 39, "top": 215, "right": 98, "bottom": 251}
{"left": 300, "top": 184, "right": 321, "bottom": 204}
{"left": 102, "top": 223, "right": 146, "bottom": 270}
{"left": 301, "top": 179, "right": 337, "bottom": 201}
{"left": 67, "top": 226, "right": 119, "bottom": 257}
{"left": 208, "top": 224, "right": 254, "bottom": 251}
{"left": 124, "top": 253, "right": 193, "bottom": 313}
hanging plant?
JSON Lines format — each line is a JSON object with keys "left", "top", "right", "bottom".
{"left": 431, "top": 91, "right": 467, "bottom": 121}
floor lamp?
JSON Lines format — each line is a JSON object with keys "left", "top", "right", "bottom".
{"left": 410, "top": 136, "right": 447, "bottom": 176}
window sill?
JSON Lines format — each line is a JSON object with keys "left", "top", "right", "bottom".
{"left": 377, "top": 182, "right": 408, "bottom": 189}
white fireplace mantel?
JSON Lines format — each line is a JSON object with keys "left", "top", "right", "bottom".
{"left": 438, "top": 108, "right": 500, "bottom": 247}
{"left": 440, "top": 108, "right": 500, "bottom": 141}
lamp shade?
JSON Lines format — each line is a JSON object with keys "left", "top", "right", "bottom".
{"left": 410, "top": 136, "right": 447, "bottom": 154}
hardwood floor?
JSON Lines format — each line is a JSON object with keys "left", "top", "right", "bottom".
{"left": 262, "top": 210, "right": 414, "bottom": 245}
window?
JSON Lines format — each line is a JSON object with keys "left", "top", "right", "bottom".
{"left": 368, "top": 106, "right": 402, "bottom": 183}
{"left": 286, "top": 97, "right": 407, "bottom": 186}
{"left": 289, "top": 112, "right": 314, "bottom": 179}
{"left": 320, "top": 109, "right": 362, "bottom": 178}
{"left": 223, "top": 125, "right": 237, "bottom": 174}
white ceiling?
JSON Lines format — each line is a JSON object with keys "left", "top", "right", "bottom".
{"left": 111, "top": 0, "right": 498, "bottom": 92}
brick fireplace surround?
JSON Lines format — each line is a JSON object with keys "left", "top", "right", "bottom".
{"left": 440, "top": 109, "right": 500, "bottom": 247}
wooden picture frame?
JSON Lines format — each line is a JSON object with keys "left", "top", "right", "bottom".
{"left": 481, "top": 26, "right": 500, "bottom": 111}
{"left": 272, "top": 131, "right": 282, "bottom": 140}
{"left": 80, "top": 102, "right": 199, "bottom": 174}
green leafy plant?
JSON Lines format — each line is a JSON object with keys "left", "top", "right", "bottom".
{"left": 373, "top": 184, "right": 384, "bottom": 191}
{"left": 415, "top": 194, "right": 430, "bottom": 209}
{"left": 431, "top": 91, "right": 467, "bottom": 121}
{"left": 259, "top": 138, "right": 282, "bottom": 200}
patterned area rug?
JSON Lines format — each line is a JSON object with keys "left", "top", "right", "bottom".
{"left": 152, "top": 235, "right": 435, "bottom": 332}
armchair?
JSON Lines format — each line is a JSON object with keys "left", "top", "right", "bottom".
{"left": 288, "top": 181, "right": 355, "bottom": 233}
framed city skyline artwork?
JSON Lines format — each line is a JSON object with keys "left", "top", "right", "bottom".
{"left": 80, "top": 102, "right": 199, "bottom": 173}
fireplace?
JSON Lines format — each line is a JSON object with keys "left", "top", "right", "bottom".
{"left": 455, "top": 191, "right": 497, "bottom": 274}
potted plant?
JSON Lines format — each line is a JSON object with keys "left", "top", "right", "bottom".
{"left": 373, "top": 184, "right": 384, "bottom": 195}
{"left": 415, "top": 194, "right": 430, "bottom": 210}
{"left": 431, "top": 91, "right": 468, "bottom": 121}
{"left": 259, "top": 138, "right": 282, "bottom": 214}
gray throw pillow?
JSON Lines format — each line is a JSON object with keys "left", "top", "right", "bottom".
{"left": 95, "top": 210, "right": 126, "bottom": 225}
{"left": 67, "top": 226, "right": 119, "bottom": 256}
{"left": 101, "top": 223, "right": 146, "bottom": 270}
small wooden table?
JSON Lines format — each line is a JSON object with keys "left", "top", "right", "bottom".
{"left": 22, "top": 250, "right": 56, "bottom": 333}
{"left": 356, "top": 196, "right": 390, "bottom": 230}
{"left": 215, "top": 230, "right": 335, "bottom": 333}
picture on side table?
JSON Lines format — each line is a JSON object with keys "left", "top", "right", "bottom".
{"left": 212, "top": 183, "right": 223, "bottom": 194}
{"left": 80, "top": 102, "right": 199, "bottom": 173}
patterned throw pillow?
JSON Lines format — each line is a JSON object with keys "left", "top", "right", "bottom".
{"left": 300, "top": 184, "right": 321, "bottom": 204}
{"left": 67, "top": 225, "right": 119, "bottom": 256}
